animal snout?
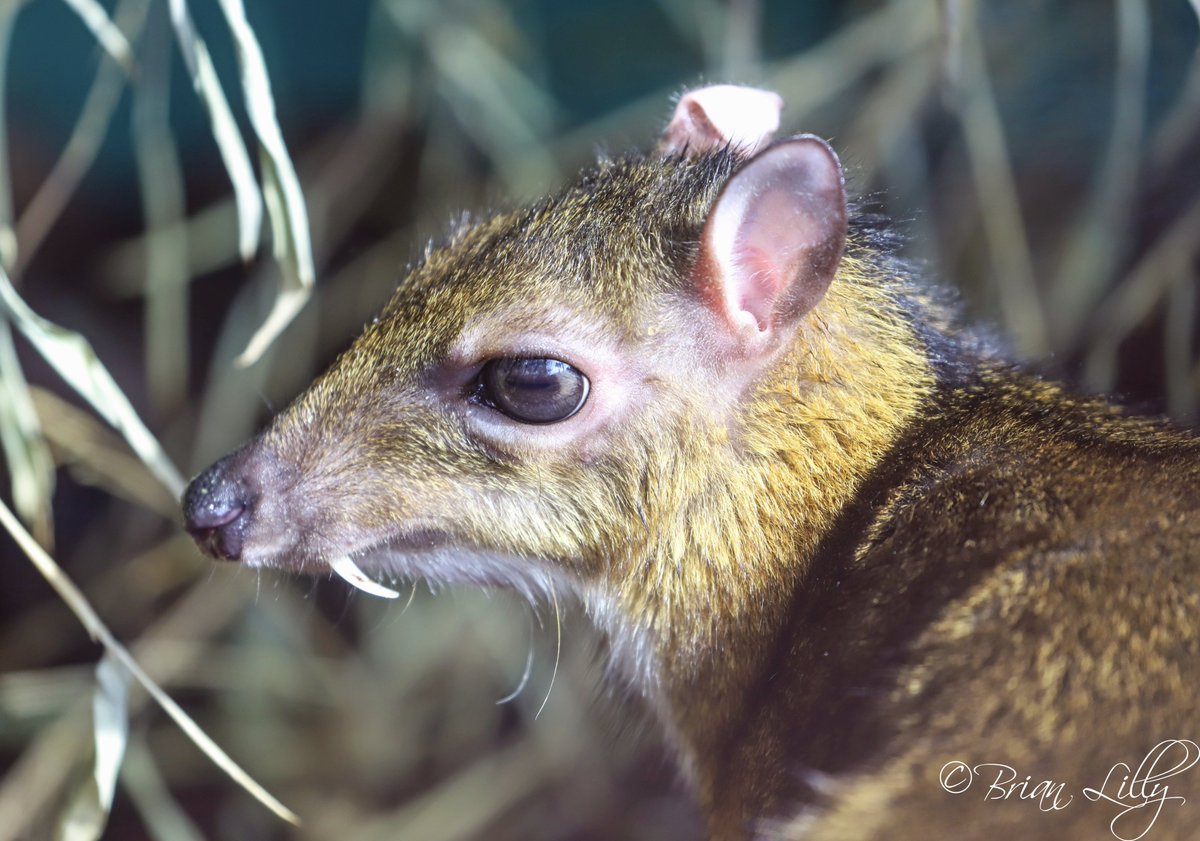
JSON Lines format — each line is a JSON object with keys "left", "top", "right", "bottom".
{"left": 182, "top": 453, "right": 256, "bottom": 561}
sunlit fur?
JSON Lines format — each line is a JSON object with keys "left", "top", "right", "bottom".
{"left": 200, "top": 128, "right": 1200, "bottom": 841}
{"left": 239, "top": 145, "right": 939, "bottom": 795}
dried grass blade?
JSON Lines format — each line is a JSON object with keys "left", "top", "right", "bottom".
{"left": 0, "top": 6, "right": 16, "bottom": 269}
{"left": 133, "top": 20, "right": 189, "bottom": 411}
{"left": 60, "top": 0, "right": 135, "bottom": 75}
{"left": 1049, "top": 0, "right": 1149, "bottom": 339}
{"left": 215, "top": 0, "right": 314, "bottom": 367}
{"left": 14, "top": 0, "right": 150, "bottom": 277}
{"left": 0, "top": 500, "right": 301, "bottom": 826}
{"left": 0, "top": 266, "right": 184, "bottom": 498}
{"left": 121, "top": 741, "right": 206, "bottom": 841}
{"left": 0, "top": 321, "right": 55, "bottom": 544}
{"left": 56, "top": 655, "right": 131, "bottom": 841}
{"left": 167, "top": 0, "right": 262, "bottom": 263}
{"left": 89, "top": 655, "right": 130, "bottom": 814}
{"left": 952, "top": 14, "right": 1047, "bottom": 357}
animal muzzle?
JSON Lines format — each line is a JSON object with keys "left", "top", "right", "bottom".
{"left": 182, "top": 452, "right": 257, "bottom": 561}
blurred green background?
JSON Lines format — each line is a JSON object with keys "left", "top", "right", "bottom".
{"left": 2, "top": 1, "right": 1199, "bottom": 839}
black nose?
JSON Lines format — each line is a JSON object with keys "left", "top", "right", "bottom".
{"left": 182, "top": 454, "right": 255, "bottom": 561}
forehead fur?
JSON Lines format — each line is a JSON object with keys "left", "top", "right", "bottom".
{"left": 261, "top": 148, "right": 744, "bottom": 462}
{"left": 372, "top": 148, "right": 742, "bottom": 365}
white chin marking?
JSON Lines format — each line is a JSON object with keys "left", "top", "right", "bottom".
{"left": 364, "top": 545, "right": 560, "bottom": 607}
{"left": 329, "top": 555, "right": 402, "bottom": 599}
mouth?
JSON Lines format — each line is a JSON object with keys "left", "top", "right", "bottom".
{"left": 237, "top": 525, "right": 450, "bottom": 571}
{"left": 323, "top": 528, "right": 457, "bottom": 598}
{"left": 239, "top": 526, "right": 563, "bottom": 606}
{"left": 340, "top": 531, "right": 565, "bottom": 606}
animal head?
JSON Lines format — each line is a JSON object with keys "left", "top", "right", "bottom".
{"left": 182, "top": 85, "right": 928, "bottom": 681}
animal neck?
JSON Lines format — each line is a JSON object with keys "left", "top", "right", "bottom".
{"left": 585, "top": 256, "right": 938, "bottom": 803}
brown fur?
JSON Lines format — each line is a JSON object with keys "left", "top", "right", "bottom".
{"left": 186, "top": 140, "right": 1200, "bottom": 840}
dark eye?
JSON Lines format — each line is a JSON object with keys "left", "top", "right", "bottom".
{"left": 477, "top": 357, "right": 590, "bottom": 424}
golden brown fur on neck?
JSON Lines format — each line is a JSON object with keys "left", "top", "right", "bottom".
{"left": 585, "top": 249, "right": 937, "bottom": 817}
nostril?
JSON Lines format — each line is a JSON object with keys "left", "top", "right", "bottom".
{"left": 186, "top": 498, "right": 245, "bottom": 531}
{"left": 182, "top": 454, "right": 255, "bottom": 561}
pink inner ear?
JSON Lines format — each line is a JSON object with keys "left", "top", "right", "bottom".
{"left": 699, "top": 136, "right": 847, "bottom": 345}
{"left": 729, "top": 188, "right": 830, "bottom": 330}
{"left": 731, "top": 245, "right": 783, "bottom": 331}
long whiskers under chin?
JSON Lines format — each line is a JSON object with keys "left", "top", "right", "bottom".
{"left": 329, "top": 544, "right": 568, "bottom": 718}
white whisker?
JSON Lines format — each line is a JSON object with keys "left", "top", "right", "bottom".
{"left": 496, "top": 610, "right": 535, "bottom": 705}
{"left": 400, "top": 579, "right": 419, "bottom": 613}
{"left": 536, "top": 579, "right": 562, "bottom": 720}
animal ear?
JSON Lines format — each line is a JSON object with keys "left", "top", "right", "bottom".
{"left": 695, "top": 135, "right": 847, "bottom": 355}
{"left": 659, "top": 85, "right": 783, "bottom": 158}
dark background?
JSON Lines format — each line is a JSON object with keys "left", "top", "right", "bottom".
{"left": 2, "top": 1, "right": 1199, "bottom": 839}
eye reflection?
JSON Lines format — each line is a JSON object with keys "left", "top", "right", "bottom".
{"left": 479, "top": 357, "right": 590, "bottom": 424}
